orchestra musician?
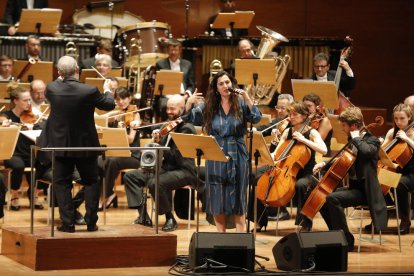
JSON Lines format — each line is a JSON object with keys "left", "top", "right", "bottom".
{"left": 382, "top": 103, "right": 414, "bottom": 235}
{"left": 0, "top": 83, "right": 45, "bottom": 211}
{"left": 0, "top": 55, "right": 14, "bottom": 81}
{"left": 229, "top": 39, "right": 254, "bottom": 76}
{"left": 29, "top": 79, "right": 46, "bottom": 114}
{"left": 21, "top": 35, "right": 43, "bottom": 61}
{"left": 154, "top": 38, "right": 195, "bottom": 121}
{"left": 303, "top": 93, "right": 333, "bottom": 156}
{"left": 97, "top": 87, "right": 141, "bottom": 211}
{"left": 404, "top": 95, "right": 414, "bottom": 111}
{"left": 4, "top": 0, "right": 48, "bottom": 36}
{"left": 123, "top": 94, "right": 198, "bottom": 232}
{"left": 311, "top": 106, "right": 387, "bottom": 252}
{"left": 311, "top": 52, "right": 355, "bottom": 98}
{"left": 0, "top": 174, "right": 5, "bottom": 218}
{"left": 79, "top": 38, "right": 119, "bottom": 70}
{"left": 272, "top": 101, "right": 327, "bottom": 231}
{"left": 185, "top": 71, "right": 262, "bottom": 232}
{"left": 38, "top": 56, "right": 115, "bottom": 233}
{"left": 94, "top": 54, "right": 113, "bottom": 78}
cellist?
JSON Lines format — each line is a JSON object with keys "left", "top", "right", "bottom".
{"left": 311, "top": 107, "right": 387, "bottom": 252}
{"left": 273, "top": 101, "right": 327, "bottom": 229}
{"left": 381, "top": 103, "right": 414, "bottom": 235}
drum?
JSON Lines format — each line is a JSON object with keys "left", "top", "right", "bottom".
{"left": 118, "top": 21, "right": 170, "bottom": 55}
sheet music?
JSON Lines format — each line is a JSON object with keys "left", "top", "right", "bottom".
{"left": 20, "top": 129, "right": 42, "bottom": 142}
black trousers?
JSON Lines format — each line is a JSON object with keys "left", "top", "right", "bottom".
{"left": 0, "top": 173, "right": 6, "bottom": 206}
{"left": 320, "top": 186, "right": 367, "bottom": 247}
{"left": 3, "top": 155, "right": 30, "bottom": 190}
{"left": 54, "top": 157, "right": 99, "bottom": 226}
{"left": 396, "top": 172, "right": 414, "bottom": 225}
{"left": 124, "top": 168, "right": 197, "bottom": 215}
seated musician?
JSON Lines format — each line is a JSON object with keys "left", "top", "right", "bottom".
{"left": 303, "top": 93, "right": 333, "bottom": 156}
{"left": 29, "top": 79, "right": 46, "bottom": 114}
{"left": 4, "top": 0, "right": 48, "bottom": 36}
{"left": 97, "top": 87, "right": 141, "bottom": 211}
{"left": 311, "top": 52, "right": 355, "bottom": 98}
{"left": 208, "top": 0, "right": 248, "bottom": 38}
{"left": 0, "top": 83, "right": 46, "bottom": 210}
{"left": 0, "top": 174, "right": 5, "bottom": 218}
{"left": 123, "top": 95, "right": 199, "bottom": 232}
{"left": 404, "top": 95, "right": 414, "bottom": 112}
{"left": 229, "top": 39, "right": 255, "bottom": 76}
{"left": 95, "top": 54, "right": 113, "bottom": 78}
{"left": 0, "top": 55, "right": 14, "bottom": 81}
{"left": 154, "top": 39, "right": 195, "bottom": 121}
{"left": 21, "top": 35, "right": 43, "bottom": 61}
{"left": 311, "top": 106, "right": 387, "bottom": 252}
{"left": 79, "top": 38, "right": 119, "bottom": 70}
{"left": 273, "top": 101, "right": 327, "bottom": 230}
{"left": 381, "top": 103, "right": 414, "bottom": 235}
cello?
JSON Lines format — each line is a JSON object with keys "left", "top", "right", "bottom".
{"left": 334, "top": 36, "right": 354, "bottom": 115}
{"left": 301, "top": 116, "right": 384, "bottom": 220}
{"left": 256, "top": 113, "right": 315, "bottom": 207}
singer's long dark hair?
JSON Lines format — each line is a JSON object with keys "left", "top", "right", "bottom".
{"left": 202, "top": 71, "right": 241, "bottom": 133}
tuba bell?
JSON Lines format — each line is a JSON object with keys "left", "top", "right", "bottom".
{"left": 65, "top": 42, "right": 79, "bottom": 61}
{"left": 247, "top": 26, "right": 291, "bottom": 106}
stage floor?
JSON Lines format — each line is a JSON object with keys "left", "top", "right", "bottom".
{"left": 0, "top": 189, "right": 413, "bottom": 275}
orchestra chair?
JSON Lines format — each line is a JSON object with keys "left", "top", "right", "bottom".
{"left": 354, "top": 168, "right": 402, "bottom": 253}
{"left": 172, "top": 185, "right": 193, "bottom": 230}
{"left": 0, "top": 166, "right": 12, "bottom": 211}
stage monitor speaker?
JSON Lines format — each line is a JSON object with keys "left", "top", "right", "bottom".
{"left": 273, "top": 230, "right": 348, "bottom": 272}
{"left": 189, "top": 232, "right": 255, "bottom": 273}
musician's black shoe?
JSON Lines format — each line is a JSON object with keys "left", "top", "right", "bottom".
{"left": 268, "top": 210, "right": 290, "bottom": 221}
{"left": 162, "top": 218, "right": 177, "bottom": 232}
{"left": 75, "top": 210, "right": 86, "bottom": 225}
{"left": 398, "top": 219, "right": 411, "bottom": 235}
{"left": 87, "top": 224, "right": 99, "bottom": 232}
{"left": 364, "top": 223, "right": 380, "bottom": 234}
{"left": 57, "top": 224, "right": 75, "bottom": 233}
{"left": 133, "top": 215, "right": 153, "bottom": 227}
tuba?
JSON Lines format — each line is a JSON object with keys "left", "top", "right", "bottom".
{"left": 247, "top": 26, "right": 291, "bottom": 106}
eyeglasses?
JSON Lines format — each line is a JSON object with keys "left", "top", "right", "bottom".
{"left": 313, "top": 65, "right": 328, "bottom": 69}
{"left": 0, "top": 64, "right": 12, "bottom": 68}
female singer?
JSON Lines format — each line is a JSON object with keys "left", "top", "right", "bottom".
{"left": 274, "top": 101, "right": 327, "bottom": 230}
{"left": 383, "top": 103, "right": 414, "bottom": 234}
{"left": 186, "top": 71, "right": 262, "bottom": 232}
{"left": 0, "top": 84, "right": 44, "bottom": 210}
{"left": 98, "top": 87, "right": 141, "bottom": 210}
{"left": 303, "top": 93, "right": 333, "bottom": 156}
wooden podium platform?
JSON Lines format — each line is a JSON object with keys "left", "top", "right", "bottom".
{"left": 1, "top": 225, "right": 177, "bottom": 271}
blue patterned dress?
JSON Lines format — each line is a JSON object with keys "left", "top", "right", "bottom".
{"left": 188, "top": 99, "right": 262, "bottom": 215}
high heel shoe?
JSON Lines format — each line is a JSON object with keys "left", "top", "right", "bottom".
{"left": 98, "top": 194, "right": 118, "bottom": 211}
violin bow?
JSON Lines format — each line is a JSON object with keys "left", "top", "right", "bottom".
{"left": 91, "top": 66, "right": 107, "bottom": 79}
{"left": 106, "top": 106, "right": 151, "bottom": 119}
{"left": 33, "top": 106, "right": 50, "bottom": 125}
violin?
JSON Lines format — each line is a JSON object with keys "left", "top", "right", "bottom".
{"left": 159, "top": 117, "right": 184, "bottom": 136}
{"left": 256, "top": 114, "right": 314, "bottom": 207}
{"left": 121, "top": 105, "right": 138, "bottom": 127}
{"left": 20, "top": 105, "right": 39, "bottom": 125}
{"left": 301, "top": 116, "right": 384, "bottom": 220}
{"left": 310, "top": 106, "right": 326, "bottom": 129}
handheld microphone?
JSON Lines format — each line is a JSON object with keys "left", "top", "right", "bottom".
{"left": 227, "top": 87, "right": 242, "bottom": 95}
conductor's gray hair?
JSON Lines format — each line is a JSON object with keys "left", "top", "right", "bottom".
{"left": 57, "top": 56, "right": 78, "bottom": 78}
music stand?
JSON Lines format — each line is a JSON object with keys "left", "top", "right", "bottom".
{"left": 170, "top": 132, "right": 228, "bottom": 232}
{"left": 291, "top": 79, "right": 339, "bottom": 110}
{"left": 94, "top": 115, "right": 109, "bottom": 127}
{"left": 327, "top": 114, "right": 348, "bottom": 145}
{"left": 154, "top": 70, "right": 183, "bottom": 96}
{"left": 13, "top": 61, "right": 53, "bottom": 83}
{"left": 85, "top": 77, "right": 127, "bottom": 93}
{"left": 18, "top": 9, "right": 62, "bottom": 34}
{"left": 212, "top": 11, "right": 255, "bottom": 37}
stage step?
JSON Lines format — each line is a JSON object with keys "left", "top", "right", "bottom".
{"left": 1, "top": 225, "right": 177, "bottom": 271}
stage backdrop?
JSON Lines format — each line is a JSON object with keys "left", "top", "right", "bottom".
{"left": 1, "top": 0, "right": 413, "bottom": 121}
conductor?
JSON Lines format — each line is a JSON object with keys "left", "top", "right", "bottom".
{"left": 39, "top": 56, "right": 116, "bottom": 232}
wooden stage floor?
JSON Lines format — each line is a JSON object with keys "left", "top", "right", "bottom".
{"left": 0, "top": 189, "right": 413, "bottom": 275}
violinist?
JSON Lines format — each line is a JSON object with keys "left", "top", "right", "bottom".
{"left": 312, "top": 107, "right": 387, "bottom": 252}
{"left": 303, "top": 93, "right": 333, "bottom": 156}
{"left": 273, "top": 101, "right": 327, "bottom": 230}
{"left": 123, "top": 94, "right": 198, "bottom": 232}
{"left": 311, "top": 52, "right": 355, "bottom": 98}
{"left": 97, "top": 87, "right": 141, "bottom": 211}
{"left": 383, "top": 104, "right": 414, "bottom": 235}
{"left": 186, "top": 71, "right": 262, "bottom": 233}
{"left": 0, "top": 84, "right": 45, "bottom": 210}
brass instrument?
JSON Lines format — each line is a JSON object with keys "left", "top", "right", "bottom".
{"left": 125, "top": 38, "right": 143, "bottom": 98}
{"left": 210, "top": 59, "right": 223, "bottom": 80}
{"left": 139, "top": 65, "right": 157, "bottom": 125}
{"left": 65, "top": 41, "right": 79, "bottom": 61}
{"left": 247, "top": 26, "right": 291, "bottom": 106}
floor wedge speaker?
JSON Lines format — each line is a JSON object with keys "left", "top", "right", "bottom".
{"left": 189, "top": 232, "right": 255, "bottom": 272}
{"left": 273, "top": 230, "right": 348, "bottom": 272}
